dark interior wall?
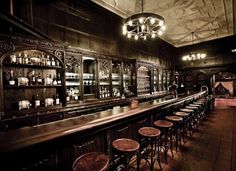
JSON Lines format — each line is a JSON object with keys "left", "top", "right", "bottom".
{"left": 177, "top": 35, "right": 236, "bottom": 70}
{"left": 0, "top": 0, "right": 177, "bottom": 67}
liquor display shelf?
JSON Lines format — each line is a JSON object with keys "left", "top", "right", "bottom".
{"left": 2, "top": 62, "right": 61, "bottom": 69}
{"left": 4, "top": 85, "right": 62, "bottom": 89}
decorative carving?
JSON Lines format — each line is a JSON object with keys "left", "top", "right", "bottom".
{"left": 54, "top": 50, "right": 64, "bottom": 59}
{"left": 65, "top": 55, "right": 81, "bottom": 73}
{"left": 0, "top": 41, "right": 15, "bottom": 53}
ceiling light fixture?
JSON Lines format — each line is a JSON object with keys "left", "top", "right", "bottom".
{"left": 182, "top": 32, "right": 207, "bottom": 61}
{"left": 122, "top": 0, "right": 166, "bottom": 40}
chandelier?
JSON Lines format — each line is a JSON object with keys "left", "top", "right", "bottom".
{"left": 122, "top": 0, "right": 166, "bottom": 40}
{"left": 182, "top": 32, "right": 207, "bottom": 61}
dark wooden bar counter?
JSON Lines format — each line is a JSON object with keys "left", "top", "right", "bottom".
{"left": 0, "top": 92, "right": 205, "bottom": 170}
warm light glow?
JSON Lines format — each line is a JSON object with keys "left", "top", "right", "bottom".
{"left": 122, "top": 12, "right": 166, "bottom": 40}
{"left": 150, "top": 18, "right": 155, "bottom": 24}
{"left": 139, "top": 17, "right": 144, "bottom": 23}
{"left": 151, "top": 33, "right": 156, "bottom": 38}
{"left": 182, "top": 53, "right": 207, "bottom": 61}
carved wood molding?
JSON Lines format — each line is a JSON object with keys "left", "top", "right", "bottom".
{"left": 0, "top": 41, "right": 15, "bottom": 54}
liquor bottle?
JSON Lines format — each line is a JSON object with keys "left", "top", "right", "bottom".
{"left": 51, "top": 58, "right": 56, "bottom": 66}
{"left": 34, "top": 93, "right": 40, "bottom": 108}
{"left": 52, "top": 75, "right": 57, "bottom": 85}
{"left": 54, "top": 93, "right": 60, "bottom": 105}
{"left": 31, "top": 70, "right": 36, "bottom": 85}
{"left": 10, "top": 54, "right": 16, "bottom": 63}
{"left": 66, "top": 92, "right": 70, "bottom": 102}
{"left": 41, "top": 54, "right": 46, "bottom": 66}
{"left": 46, "top": 55, "right": 51, "bottom": 66}
{"left": 37, "top": 73, "right": 43, "bottom": 85}
{"left": 57, "top": 73, "right": 61, "bottom": 85}
{"left": 9, "top": 70, "right": 16, "bottom": 86}
{"left": 17, "top": 53, "right": 23, "bottom": 64}
{"left": 23, "top": 54, "right": 28, "bottom": 64}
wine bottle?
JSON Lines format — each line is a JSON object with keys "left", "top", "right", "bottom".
{"left": 54, "top": 93, "right": 60, "bottom": 105}
{"left": 37, "top": 73, "right": 43, "bottom": 85}
{"left": 23, "top": 54, "right": 28, "bottom": 64}
{"left": 51, "top": 57, "right": 56, "bottom": 66}
{"left": 17, "top": 53, "right": 23, "bottom": 64}
{"left": 52, "top": 75, "right": 57, "bottom": 85}
{"left": 31, "top": 70, "right": 36, "bottom": 85}
{"left": 46, "top": 55, "right": 51, "bottom": 66}
{"left": 9, "top": 70, "right": 16, "bottom": 86}
{"left": 35, "top": 93, "right": 40, "bottom": 108}
{"left": 57, "top": 73, "right": 61, "bottom": 85}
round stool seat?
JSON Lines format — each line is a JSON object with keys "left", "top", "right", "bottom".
{"left": 154, "top": 120, "right": 173, "bottom": 128}
{"left": 166, "top": 115, "right": 183, "bottom": 122}
{"left": 193, "top": 102, "right": 204, "bottom": 105}
{"left": 180, "top": 108, "right": 194, "bottom": 113}
{"left": 189, "top": 104, "right": 201, "bottom": 107}
{"left": 138, "top": 127, "right": 161, "bottom": 138}
{"left": 186, "top": 106, "right": 198, "bottom": 109}
{"left": 72, "top": 152, "right": 109, "bottom": 171}
{"left": 174, "top": 111, "right": 189, "bottom": 117}
{"left": 113, "top": 138, "right": 140, "bottom": 153}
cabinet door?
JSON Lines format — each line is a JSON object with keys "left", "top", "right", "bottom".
{"left": 122, "top": 62, "right": 134, "bottom": 97}
{"left": 137, "top": 66, "right": 151, "bottom": 95}
{"left": 82, "top": 56, "right": 97, "bottom": 101}
{"left": 65, "top": 55, "right": 81, "bottom": 103}
{"left": 98, "top": 58, "right": 111, "bottom": 99}
{"left": 2, "top": 50, "right": 63, "bottom": 113}
{"left": 112, "top": 60, "right": 121, "bottom": 97}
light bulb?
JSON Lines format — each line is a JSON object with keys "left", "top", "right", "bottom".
{"left": 143, "top": 36, "right": 147, "bottom": 40}
{"left": 128, "top": 20, "right": 132, "bottom": 25}
{"left": 139, "top": 17, "right": 144, "bottom": 23}
{"left": 141, "top": 25, "right": 145, "bottom": 31}
{"left": 151, "top": 33, "right": 156, "bottom": 38}
{"left": 134, "top": 35, "right": 138, "bottom": 40}
{"left": 158, "top": 30, "right": 163, "bottom": 35}
{"left": 127, "top": 33, "right": 131, "bottom": 38}
{"left": 150, "top": 18, "right": 155, "bottom": 24}
{"left": 161, "top": 25, "right": 166, "bottom": 31}
{"left": 122, "top": 25, "right": 127, "bottom": 31}
{"left": 122, "top": 30, "right": 127, "bottom": 35}
{"left": 159, "top": 20, "right": 164, "bottom": 26}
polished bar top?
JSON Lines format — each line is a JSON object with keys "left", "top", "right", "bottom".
{"left": 0, "top": 92, "right": 204, "bottom": 153}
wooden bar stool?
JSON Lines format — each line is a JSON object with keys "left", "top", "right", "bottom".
{"left": 165, "top": 115, "right": 183, "bottom": 151}
{"left": 153, "top": 120, "right": 173, "bottom": 164}
{"left": 180, "top": 108, "right": 194, "bottom": 136}
{"left": 112, "top": 138, "right": 140, "bottom": 171}
{"left": 174, "top": 111, "right": 189, "bottom": 143}
{"left": 138, "top": 127, "right": 162, "bottom": 171}
{"left": 72, "top": 152, "right": 109, "bottom": 171}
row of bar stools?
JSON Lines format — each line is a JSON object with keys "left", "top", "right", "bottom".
{"left": 166, "top": 115, "right": 183, "bottom": 151}
{"left": 154, "top": 120, "right": 173, "bottom": 164}
{"left": 72, "top": 152, "right": 110, "bottom": 171}
{"left": 138, "top": 127, "right": 162, "bottom": 171}
{"left": 112, "top": 138, "right": 140, "bottom": 171}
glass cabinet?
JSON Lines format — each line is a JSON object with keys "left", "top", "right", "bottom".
{"left": 2, "top": 49, "right": 63, "bottom": 112}
{"left": 82, "top": 57, "right": 96, "bottom": 101}
{"left": 158, "top": 69, "right": 162, "bottom": 91}
{"left": 137, "top": 66, "right": 151, "bottom": 95}
{"left": 122, "top": 62, "right": 134, "bottom": 97}
{"left": 65, "top": 56, "right": 81, "bottom": 102}
{"left": 98, "top": 58, "right": 111, "bottom": 99}
{"left": 112, "top": 60, "right": 121, "bottom": 97}
{"left": 153, "top": 68, "right": 159, "bottom": 92}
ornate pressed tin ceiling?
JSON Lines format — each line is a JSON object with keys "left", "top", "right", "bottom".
{"left": 92, "top": 0, "right": 234, "bottom": 47}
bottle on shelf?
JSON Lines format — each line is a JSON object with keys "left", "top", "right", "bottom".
{"left": 52, "top": 75, "right": 58, "bottom": 85}
{"left": 31, "top": 70, "right": 36, "bottom": 85}
{"left": 23, "top": 54, "right": 28, "bottom": 64}
{"left": 17, "top": 53, "right": 23, "bottom": 64}
{"left": 46, "top": 55, "right": 51, "bottom": 66}
{"left": 37, "top": 73, "right": 43, "bottom": 85}
{"left": 10, "top": 54, "right": 16, "bottom": 63}
{"left": 54, "top": 93, "right": 60, "bottom": 105}
{"left": 57, "top": 73, "right": 62, "bottom": 85}
{"left": 51, "top": 57, "right": 56, "bottom": 66}
{"left": 41, "top": 54, "right": 46, "bottom": 66}
{"left": 9, "top": 70, "right": 16, "bottom": 86}
{"left": 66, "top": 91, "right": 70, "bottom": 102}
{"left": 35, "top": 93, "right": 40, "bottom": 108}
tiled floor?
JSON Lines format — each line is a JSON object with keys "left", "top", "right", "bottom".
{"left": 137, "top": 100, "right": 236, "bottom": 171}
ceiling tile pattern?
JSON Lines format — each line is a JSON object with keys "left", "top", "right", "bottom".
{"left": 92, "top": 0, "right": 233, "bottom": 47}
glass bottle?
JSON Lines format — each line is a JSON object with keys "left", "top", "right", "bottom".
{"left": 23, "top": 54, "right": 28, "bottom": 64}
{"left": 52, "top": 75, "right": 57, "bottom": 85}
{"left": 10, "top": 54, "right": 16, "bottom": 63}
{"left": 57, "top": 73, "right": 61, "bottom": 85}
{"left": 9, "top": 70, "right": 16, "bottom": 86}
{"left": 46, "top": 55, "right": 51, "bottom": 66}
{"left": 37, "top": 73, "right": 43, "bottom": 85}
{"left": 31, "top": 70, "right": 36, "bottom": 85}
{"left": 51, "top": 57, "right": 56, "bottom": 66}
{"left": 35, "top": 93, "right": 40, "bottom": 108}
{"left": 17, "top": 53, "right": 23, "bottom": 64}
{"left": 54, "top": 93, "right": 60, "bottom": 105}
